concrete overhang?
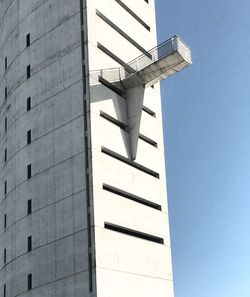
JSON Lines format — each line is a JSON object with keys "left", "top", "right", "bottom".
{"left": 90, "top": 36, "right": 192, "bottom": 160}
{"left": 120, "top": 36, "right": 192, "bottom": 88}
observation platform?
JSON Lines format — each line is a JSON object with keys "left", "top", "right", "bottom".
{"left": 90, "top": 36, "right": 192, "bottom": 160}
{"left": 120, "top": 36, "right": 192, "bottom": 88}
{"left": 90, "top": 35, "right": 192, "bottom": 89}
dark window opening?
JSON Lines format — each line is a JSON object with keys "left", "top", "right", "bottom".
{"left": 28, "top": 236, "right": 32, "bottom": 252}
{"left": 3, "top": 284, "right": 6, "bottom": 297}
{"left": 5, "top": 57, "right": 7, "bottom": 70}
{"left": 139, "top": 133, "right": 158, "bottom": 147}
{"left": 4, "top": 214, "right": 7, "bottom": 229}
{"left": 105, "top": 223, "right": 164, "bottom": 244}
{"left": 27, "top": 273, "right": 32, "bottom": 290}
{"left": 5, "top": 87, "right": 7, "bottom": 100}
{"left": 88, "top": 253, "right": 93, "bottom": 292}
{"left": 97, "top": 42, "right": 135, "bottom": 73}
{"left": 27, "top": 65, "right": 31, "bottom": 79}
{"left": 27, "top": 130, "right": 31, "bottom": 144}
{"left": 96, "top": 10, "right": 151, "bottom": 58}
{"left": 99, "top": 76, "right": 125, "bottom": 98}
{"left": 4, "top": 180, "right": 7, "bottom": 195}
{"left": 4, "top": 117, "right": 7, "bottom": 131}
{"left": 103, "top": 183, "right": 162, "bottom": 210}
{"left": 4, "top": 148, "right": 7, "bottom": 163}
{"left": 142, "top": 106, "right": 156, "bottom": 117}
{"left": 115, "top": 0, "right": 150, "bottom": 31}
{"left": 4, "top": 248, "right": 6, "bottom": 264}
{"left": 27, "top": 199, "right": 32, "bottom": 215}
{"left": 101, "top": 146, "right": 160, "bottom": 178}
{"left": 27, "top": 97, "right": 31, "bottom": 111}
{"left": 27, "top": 164, "right": 32, "bottom": 179}
{"left": 100, "top": 111, "right": 127, "bottom": 130}
{"left": 26, "top": 33, "right": 30, "bottom": 47}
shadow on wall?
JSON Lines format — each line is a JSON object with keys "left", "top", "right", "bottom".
{"left": 88, "top": 71, "right": 145, "bottom": 160}
{"left": 89, "top": 79, "right": 131, "bottom": 158}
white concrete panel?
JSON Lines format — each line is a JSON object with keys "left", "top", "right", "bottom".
{"left": 96, "top": 0, "right": 154, "bottom": 49}
{"left": 92, "top": 150, "right": 168, "bottom": 211}
{"left": 96, "top": 268, "right": 174, "bottom": 297}
{"left": 95, "top": 227, "right": 173, "bottom": 279}
{"left": 93, "top": 186, "right": 170, "bottom": 245}
{"left": 90, "top": 84, "right": 127, "bottom": 124}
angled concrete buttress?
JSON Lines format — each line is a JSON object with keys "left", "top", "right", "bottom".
{"left": 90, "top": 35, "right": 192, "bottom": 160}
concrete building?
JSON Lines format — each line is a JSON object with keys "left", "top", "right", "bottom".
{"left": 0, "top": 0, "right": 191, "bottom": 296}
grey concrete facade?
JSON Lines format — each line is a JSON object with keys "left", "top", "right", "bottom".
{"left": 0, "top": 0, "right": 186, "bottom": 296}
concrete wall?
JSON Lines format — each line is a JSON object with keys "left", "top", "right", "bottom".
{"left": 0, "top": 0, "right": 90, "bottom": 296}
{"left": 87, "top": 0, "right": 174, "bottom": 296}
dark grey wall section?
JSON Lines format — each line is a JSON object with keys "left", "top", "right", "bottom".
{"left": 0, "top": 0, "right": 89, "bottom": 296}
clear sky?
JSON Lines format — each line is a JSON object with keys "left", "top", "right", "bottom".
{"left": 156, "top": 1, "right": 250, "bottom": 297}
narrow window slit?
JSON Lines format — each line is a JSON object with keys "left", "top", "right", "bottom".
{"left": 103, "top": 183, "right": 162, "bottom": 210}
{"left": 100, "top": 111, "right": 127, "bottom": 130}
{"left": 115, "top": 0, "right": 151, "bottom": 31}
{"left": 101, "top": 146, "right": 160, "bottom": 178}
{"left": 105, "top": 223, "right": 164, "bottom": 244}
{"left": 99, "top": 76, "right": 125, "bottom": 98}
{"left": 142, "top": 106, "right": 156, "bottom": 117}
{"left": 139, "top": 133, "right": 158, "bottom": 147}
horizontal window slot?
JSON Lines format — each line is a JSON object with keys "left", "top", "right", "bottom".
{"left": 99, "top": 76, "right": 125, "bottom": 98}
{"left": 100, "top": 112, "right": 157, "bottom": 147}
{"left": 105, "top": 222, "right": 164, "bottom": 244}
{"left": 97, "top": 43, "right": 135, "bottom": 74}
{"left": 139, "top": 133, "right": 158, "bottom": 147}
{"left": 101, "top": 146, "right": 160, "bottom": 178}
{"left": 142, "top": 106, "right": 156, "bottom": 117}
{"left": 100, "top": 111, "right": 128, "bottom": 130}
{"left": 103, "top": 183, "right": 162, "bottom": 210}
{"left": 96, "top": 10, "right": 151, "bottom": 58}
{"left": 115, "top": 0, "right": 150, "bottom": 31}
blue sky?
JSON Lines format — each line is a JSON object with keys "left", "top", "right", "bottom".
{"left": 156, "top": 1, "right": 250, "bottom": 297}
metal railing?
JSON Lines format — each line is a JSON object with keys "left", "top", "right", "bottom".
{"left": 120, "top": 35, "right": 191, "bottom": 80}
{"left": 90, "top": 36, "right": 191, "bottom": 85}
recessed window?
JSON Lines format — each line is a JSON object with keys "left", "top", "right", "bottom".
{"left": 27, "top": 273, "right": 32, "bottom": 290}
{"left": 4, "top": 180, "right": 7, "bottom": 195}
{"left": 5, "top": 87, "right": 7, "bottom": 100}
{"left": 26, "top": 33, "right": 30, "bottom": 47}
{"left": 4, "top": 148, "right": 7, "bottom": 163}
{"left": 3, "top": 284, "right": 6, "bottom": 297}
{"left": 27, "top": 130, "right": 31, "bottom": 144}
{"left": 27, "top": 236, "right": 32, "bottom": 252}
{"left": 4, "top": 214, "right": 7, "bottom": 229}
{"left": 27, "top": 164, "right": 32, "bottom": 179}
{"left": 104, "top": 222, "right": 164, "bottom": 244}
{"left": 27, "top": 97, "right": 31, "bottom": 111}
{"left": 5, "top": 57, "right": 7, "bottom": 70}
{"left": 5, "top": 118, "right": 7, "bottom": 131}
{"left": 27, "top": 199, "right": 32, "bottom": 215}
{"left": 4, "top": 248, "right": 6, "bottom": 264}
{"left": 27, "top": 65, "right": 31, "bottom": 79}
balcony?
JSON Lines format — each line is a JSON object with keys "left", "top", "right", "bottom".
{"left": 89, "top": 36, "right": 192, "bottom": 160}
{"left": 90, "top": 35, "right": 192, "bottom": 89}
{"left": 120, "top": 35, "right": 192, "bottom": 88}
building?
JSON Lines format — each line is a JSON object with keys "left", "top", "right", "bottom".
{"left": 0, "top": 0, "right": 191, "bottom": 296}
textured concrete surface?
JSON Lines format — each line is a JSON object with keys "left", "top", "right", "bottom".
{"left": 88, "top": 0, "right": 174, "bottom": 296}
{"left": 0, "top": 0, "right": 89, "bottom": 295}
